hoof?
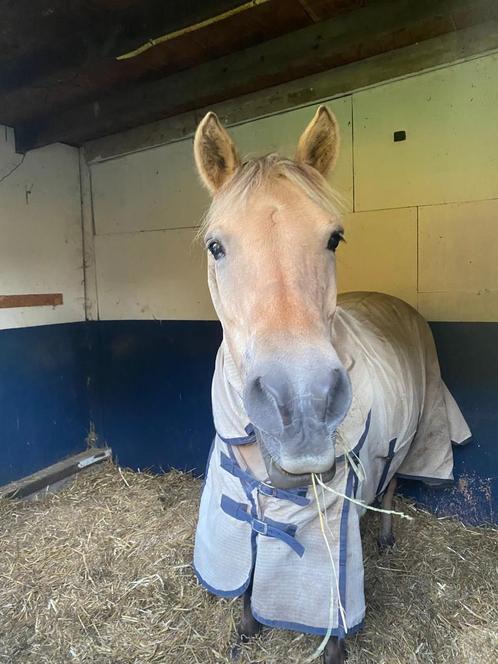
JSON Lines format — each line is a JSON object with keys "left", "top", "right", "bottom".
{"left": 230, "top": 641, "right": 242, "bottom": 662}
{"left": 237, "top": 616, "right": 262, "bottom": 641}
{"left": 323, "top": 637, "right": 346, "bottom": 663}
{"left": 378, "top": 532, "right": 396, "bottom": 553}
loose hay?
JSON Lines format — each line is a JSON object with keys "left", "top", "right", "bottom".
{"left": 0, "top": 462, "right": 496, "bottom": 664}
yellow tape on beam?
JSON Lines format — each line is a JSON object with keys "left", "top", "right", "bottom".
{"left": 116, "top": 0, "right": 271, "bottom": 61}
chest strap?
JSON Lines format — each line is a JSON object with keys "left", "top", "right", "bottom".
{"left": 220, "top": 452, "right": 310, "bottom": 506}
{"left": 220, "top": 494, "right": 305, "bottom": 557}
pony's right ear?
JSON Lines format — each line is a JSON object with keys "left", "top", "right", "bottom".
{"left": 194, "top": 112, "right": 240, "bottom": 194}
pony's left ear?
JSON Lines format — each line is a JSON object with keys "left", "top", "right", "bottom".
{"left": 295, "top": 105, "right": 340, "bottom": 176}
{"left": 194, "top": 112, "right": 241, "bottom": 194}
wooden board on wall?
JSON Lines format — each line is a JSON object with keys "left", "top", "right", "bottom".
{"left": 338, "top": 207, "right": 418, "bottom": 308}
{"left": 0, "top": 293, "right": 63, "bottom": 308}
{"left": 353, "top": 53, "right": 498, "bottom": 211}
{"left": 418, "top": 198, "right": 498, "bottom": 321}
{"left": 95, "top": 228, "right": 216, "bottom": 321}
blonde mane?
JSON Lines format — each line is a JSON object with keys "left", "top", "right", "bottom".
{"left": 199, "top": 154, "right": 345, "bottom": 238}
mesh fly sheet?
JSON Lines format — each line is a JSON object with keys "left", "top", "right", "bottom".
{"left": 194, "top": 293, "right": 471, "bottom": 636}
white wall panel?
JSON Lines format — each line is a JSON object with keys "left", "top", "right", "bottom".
{"left": 0, "top": 132, "right": 84, "bottom": 330}
{"left": 418, "top": 198, "right": 498, "bottom": 321}
{"left": 418, "top": 291, "right": 498, "bottom": 323}
{"left": 95, "top": 229, "right": 216, "bottom": 320}
{"left": 354, "top": 54, "right": 498, "bottom": 211}
{"left": 90, "top": 96, "right": 353, "bottom": 237}
{"left": 87, "top": 55, "right": 498, "bottom": 323}
{"left": 419, "top": 198, "right": 498, "bottom": 293}
{"left": 338, "top": 207, "right": 417, "bottom": 308}
{"left": 91, "top": 139, "right": 210, "bottom": 236}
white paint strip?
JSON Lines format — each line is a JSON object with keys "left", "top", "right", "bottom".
{"left": 77, "top": 448, "right": 112, "bottom": 469}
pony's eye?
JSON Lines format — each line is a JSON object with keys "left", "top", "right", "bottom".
{"left": 208, "top": 240, "right": 225, "bottom": 260}
{"left": 327, "top": 231, "right": 344, "bottom": 252}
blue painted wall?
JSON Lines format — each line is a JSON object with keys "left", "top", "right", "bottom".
{"left": 95, "top": 320, "right": 221, "bottom": 473}
{"left": 400, "top": 323, "right": 498, "bottom": 525}
{"left": 0, "top": 320, "right": 496, "bottom": 523}
{"left": 0, "top": 322, "right": 100, "bottom": 485}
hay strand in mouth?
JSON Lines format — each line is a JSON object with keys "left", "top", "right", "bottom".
{"left": 315, "top": 473, "right": 413, "bottom": 521}
{"left": 0, "top": 461, "right": 496, "bottom": 664}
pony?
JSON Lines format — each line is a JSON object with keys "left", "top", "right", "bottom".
{"left": 192, "top": 107, "right": 470, "bottom": 663}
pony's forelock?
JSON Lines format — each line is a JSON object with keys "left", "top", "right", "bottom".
{"left": 198, "top": 154, "right": 345, "bottom": 239}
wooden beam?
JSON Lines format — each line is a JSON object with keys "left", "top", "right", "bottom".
{"left": 15, "top": 0, "right": 498, "bottom": 151}
{"left": 83, "top": 19, "right": 498, "bottom": 162}
{"left": 0, "top": 293, "right": 63, "bottom": 309}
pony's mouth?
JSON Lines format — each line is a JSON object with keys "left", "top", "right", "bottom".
{"left": 259, "top": 438, "right": 336, "bottom": 490}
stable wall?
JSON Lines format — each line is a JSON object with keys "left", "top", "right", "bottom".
{"left": 1, "top": 52, "right": 497, "bottom": 524}
{"left": 88, "top": 54, "right": 498, "bottom": 322}
{"left": 83, "top": 53, "right": 498, "bottom": 523}
{"left": 0, "top": 129, "right": 89, "bottom": 484}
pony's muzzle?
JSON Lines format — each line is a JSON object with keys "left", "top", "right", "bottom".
{"left": 243, "top": 352, "right": 352, "bottom": 482}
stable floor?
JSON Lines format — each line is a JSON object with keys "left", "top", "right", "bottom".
{"left": 0, "top": 463, "right": 496, "bottom": 664}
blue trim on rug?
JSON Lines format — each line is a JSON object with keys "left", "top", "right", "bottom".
{"left": 375, "top": 438, "right": 398, "bottom": 496}
{"left": 220, "top": 494, "right": 304, "bottom": 557}
{"left": 337, "top": 466, "right": 356, "bottom": 637}
{"left": 251, "top": 608, "right": 365, "bottom": 637}
{"left": 193, "top": 563, "right": 250, "bottom": 599}
{"left": 220, "top": 451, "right": 310, "bottom": 506}
{"left": 352, "top": 410, "right": 372, "bottom": 456}
{"left": 217, "top": 431, "right": 257, "bottom": 445}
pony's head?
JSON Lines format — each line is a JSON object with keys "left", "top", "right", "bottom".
{"left": 194, "top": 107, "right": 352, "bottom": 488}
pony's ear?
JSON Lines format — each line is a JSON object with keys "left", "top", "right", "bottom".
{"left": 295, "top": 106, "right": 340, "bottom": 176}
{"left": 194, "top": 112, "right": 240, "bottom": 194}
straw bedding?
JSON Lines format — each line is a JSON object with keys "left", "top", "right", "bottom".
{"left": 0, "top": 461, "right": 496, "bottom": 664}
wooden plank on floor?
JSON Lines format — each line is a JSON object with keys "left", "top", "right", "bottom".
{"left": 0, "top": 448, "right": 112, "bottom": 500}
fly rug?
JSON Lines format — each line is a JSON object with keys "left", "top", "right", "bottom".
{"left": 192, "top": 106, "right": 471, "bottom": 663}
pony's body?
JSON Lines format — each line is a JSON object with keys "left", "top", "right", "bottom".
{"left": 191, "top": 107, "right": 470, "bottom": 662}
{"left": 194, "top": 292, "right": 470, "bottom": 636}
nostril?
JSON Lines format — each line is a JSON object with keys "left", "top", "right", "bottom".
{"left": 244, "top": 375, "right": 284, "bottom": 436}
{"left": 325, "top": 366, "right": 352, "bottom": 430}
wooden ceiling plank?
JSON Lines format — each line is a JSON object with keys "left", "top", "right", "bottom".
{"left": 0, "top": 0, "right": 309, "bottom": 127}
{"left": 0, "top": 0, "right": 243, "bottom": 93}
{"left": 304, "top": 0, "right": 368, "bottom": 22}
{"left": 297, "top": 0, "right": 322, "bottom": 22}
{"left": 15, "top": 0, "right": 498, "bottom": 150}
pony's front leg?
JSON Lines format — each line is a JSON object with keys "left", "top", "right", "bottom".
{"left": 230, "top": 588, "right": 262, "bottom": 660}
{"left": 324, "top": 636, "right": 346, "bottom": 663}
{"left": 378, "top": 477, "right": 397, "bottom": 552}
{"left": 238, "top": 589, "right": 262, "bottom": 641}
